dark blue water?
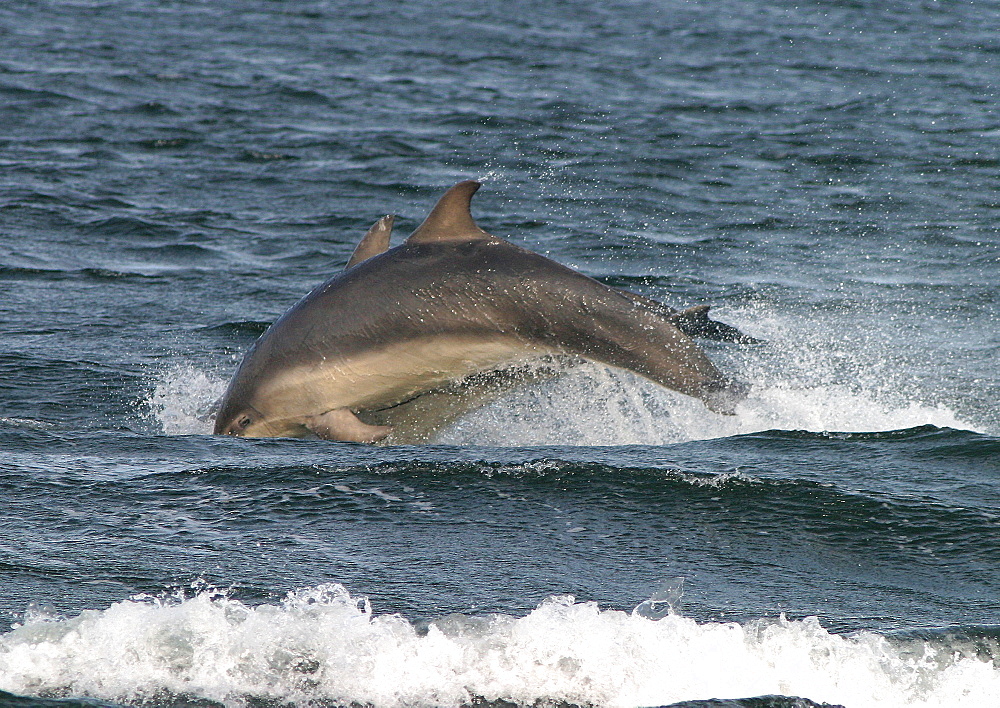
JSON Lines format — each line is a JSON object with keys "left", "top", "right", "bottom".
{"left": 1, "top": 1, "right": 998, "bottom": 706}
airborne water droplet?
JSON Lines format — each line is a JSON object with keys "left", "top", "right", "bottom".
{"left": 632, "top": 577, "right": 685, "bottom": 620}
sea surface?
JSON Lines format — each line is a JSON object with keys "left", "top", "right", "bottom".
{"left": 1, "top": 1, "right": 999, "bottom": 707}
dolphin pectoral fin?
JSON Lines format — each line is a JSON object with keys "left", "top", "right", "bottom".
{"left": 305, "top": 408, "right": 392, "bottom": 443}
{"left": 346, "top": 215, "right": 395, "bottom": 269}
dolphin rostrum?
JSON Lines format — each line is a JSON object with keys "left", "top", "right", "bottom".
{"left": 214, "top": 181, "right": 750, "bottom": 442}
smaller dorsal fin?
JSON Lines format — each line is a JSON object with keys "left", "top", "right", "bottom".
{"left": 346, "top": 214, "right": 394, "bottom": 269}
{"left": 406, "top": 180, "right": 494, "bottom": 244}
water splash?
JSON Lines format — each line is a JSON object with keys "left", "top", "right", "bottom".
{"left": 147, "top": 364, "right": 227, "bottom": 435}
{"left": 0, "top": 586, "right": 995, "bottom": 708}
{"left": 146, "top": 303, "right": 985, "bottom": 444}
{"left": 435, "top": 363, "right": 977, "bottom": 446}
{"left": 633, "top": 578, "right": 686, "bottom": 620}
{"left": 437, "top": 302, "right": 985, "bottom": 446}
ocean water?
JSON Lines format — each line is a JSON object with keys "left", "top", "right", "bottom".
{"left": 1, "top": 1, "right": 999, "bottom": 707}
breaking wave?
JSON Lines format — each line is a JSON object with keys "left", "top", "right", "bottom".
{"left": 1, "top": 585, "right": 996, "bottom": 708}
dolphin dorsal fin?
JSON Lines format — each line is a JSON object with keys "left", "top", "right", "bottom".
{"left": 346, "top": 215, "right": 394, "bottom": 269}
{"left": 406, "top": 180, "right": 494, "bottom": 244}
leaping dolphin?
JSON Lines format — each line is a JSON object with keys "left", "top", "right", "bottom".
{"left": 214, "top": 181, "right": 750, "bottom": 442}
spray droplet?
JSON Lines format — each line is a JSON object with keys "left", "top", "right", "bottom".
{"left": 633, "top": 577, "right": 685, "bottom": 620}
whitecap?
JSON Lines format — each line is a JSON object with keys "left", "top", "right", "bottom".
{"left": 0, "top": 586, "right": 996, "bottom": 708}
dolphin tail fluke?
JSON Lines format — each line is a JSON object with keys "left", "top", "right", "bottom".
{"left": 614, "top": 289, "right": 762, "bottom": 344}
{"left": 699, "top": 376, "right": 749, "bottom": 415}
{"left": 667, "top": 305, "right": 763, "bottom": 345}
{"left": 306, "top": 408, "right": 392, "bottom": 443}
{"left": 347, "top": 215, "right": 395, "bottom": 269}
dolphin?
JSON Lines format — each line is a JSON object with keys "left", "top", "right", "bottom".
{"left": 214, "top": 181, "right": 750, "bottom": 442}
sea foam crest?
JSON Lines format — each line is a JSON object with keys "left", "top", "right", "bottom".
{"left": 0, "top": 586, "right": 996, "bottom": 708}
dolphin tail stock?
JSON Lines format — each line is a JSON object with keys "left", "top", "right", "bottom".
{"left": 614, "top": 288, "right": 762, "bottom": 345}
{"left": 346, "top": 215, "right": 395, "bottom": 269}
{"left": 305, "top": 408, "right": 392, "bottom": 443}
{"left": 555, "top": 303, "right": 748, "bottom": 415}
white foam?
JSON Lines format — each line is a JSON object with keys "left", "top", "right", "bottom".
{"left": 0, "top": 417, "right": 58, "bottom": 431}
{"left": 147, "top": 304, "right": 986, "bottom": 445}
{"left": 435, "top": 364, "right": 977, "bottom": 446}
{"left": 437, "top": 304, "right": 986, "bottom": 446}
{"left": 0, "top": 587, "right": 996, "bottom": 707}
{"left": 147, "top": 364, "right": 228, "bottom": 435}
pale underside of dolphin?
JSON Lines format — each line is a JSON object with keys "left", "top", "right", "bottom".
{"left": 213, "top": 181, "right": 752, "bottom": 443}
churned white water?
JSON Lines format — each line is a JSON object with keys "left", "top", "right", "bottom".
{"left": 150, "top": 361, "right": 974, "bottom": 445}
{"left": 148, "top": 364, "right": 228, "bottom": 436}
{"left": 0, "top": 585, "right": 996, "bottom": 708}
{"left": 436, "top": 363, "right": 974, "bottom": 446}
{"left": 149, "top": 304, "right": 982, "bottom": 444}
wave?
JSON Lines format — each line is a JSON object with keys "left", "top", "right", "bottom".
{"left": 148, "top": 298, "right": 991, "bottom": 445}
{"left": 0, "top": 585, "right": 995, "bottom": 708}
{"left": 148, "top": 360, "right": 982, "bottom": 446}
{"left": 0, "top": 264, "right": 168, "bottom": 282}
